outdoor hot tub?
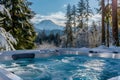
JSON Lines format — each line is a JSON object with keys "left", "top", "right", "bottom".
{"left": 0, "top": 48, "right": 120, "bottom": 80}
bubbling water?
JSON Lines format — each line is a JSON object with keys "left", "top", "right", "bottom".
{"left": 0, "top": 55, "right": 120, "bottom": 80}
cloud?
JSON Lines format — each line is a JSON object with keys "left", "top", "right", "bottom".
{"left": 90, "top": 14, "right": 101, "bottom": 21}
{"left": 31, "top": 12, "right": 101, "bottom": 27}
{"left": 63, "top": 4, "right": 67, "bottom": 8}
{"left": 31, "top": 11, "right": 66, "bottom": 26}
{"left": 88, "top": 14, "right": 101, "bottom": 26}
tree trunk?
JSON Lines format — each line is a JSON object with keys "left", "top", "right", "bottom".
{"left": 102, "top": 0, "right": 106, "bottom": 45}
{"left": 3, "top": 0, "right": 6, "bottom": 30}
{"left": 112, "top": 0, "right": 119, "bottom": 46}
{"left": 106, "top": 0, "right": 110, "bottom": 47}
{"left": 11, "top": 0, "right": 16, "bottom": 34}
{"left": 73, "top": 16, "right": 76, "bottom": 33}
{"left": 107, "top": 17, "right": 110, "bottom": 47}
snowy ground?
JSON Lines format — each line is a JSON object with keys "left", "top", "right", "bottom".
{"left": 35, "top": 42, "right": 58, "bottom": 50}
{"left": 108, "top": 76, "right": 120, "bottom": 80}
{"left": 88, "top": 45, "right": 120, "bottom": 53}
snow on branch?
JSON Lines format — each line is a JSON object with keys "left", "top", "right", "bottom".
{"left": 0, "top": 27, "right": 17, "bottom": 51}
{"left": 0, "top": 5, "right": 17, "bottom": 51}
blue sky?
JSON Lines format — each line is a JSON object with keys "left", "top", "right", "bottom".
{"left": 29, "top": 0, "right": 100, "bottom": 26}
{"left": 29, "top": 0, "right": 98, "bottom": 14}
{"left": 29, "top": 0, "right": 77, "bottom": 15}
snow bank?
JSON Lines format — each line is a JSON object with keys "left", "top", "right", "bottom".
{"left": 108, "top": 76, "right": 120, "bottom": 80}
{"left": 0, "top": 68, "right": 23, "bottom": 80}
{"left": 88, "top": 45, "right": 120, "bottom": 53}
{"left": 36, "top": 42, "right": 58, "bottom": 50}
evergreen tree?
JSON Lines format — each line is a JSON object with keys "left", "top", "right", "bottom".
{"left": 0, "top": 0, "right": 36, "bottom": 49}
{"left": 54, "top": 33, "right": 61, "bottom": 47}
{"left": 77, "top": 0, "right": 86, "bottom": 29}
{"left": 35, "top": 32, "right": 42, "bottom": 44}
{"left": 85, "top": 0, "right": 92, "bottom": 28}
{"left": 64, "top": 4, "right": 73, "bottom": 47}
{"left": 48, "top": 32, "right": 55, "bottom": 43}
{"left": 0, "top": 4, "right": 17, "bottom": 51}
{"left": 41, "top": 30, "right": 47, "bottom": 41}
{"left": 71, "top": 5, "right": 77, "bottom": 33}
{"left": 10, "top": 0, "right": 36, "bottom": 49}
{"left": 0, "top": 0, "right": 12, "bottom": 31}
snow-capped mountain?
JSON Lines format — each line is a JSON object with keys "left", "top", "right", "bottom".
{"left": 34, "top": 20, "right": 64, "bottom": 30}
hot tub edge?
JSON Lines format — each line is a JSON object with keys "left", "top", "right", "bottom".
{"left": 0, "top": 68, "right": 23, "bottom": 80}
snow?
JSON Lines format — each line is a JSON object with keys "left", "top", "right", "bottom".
{"left": 0, "top": 68, "right": 23, "bottom": 80}
{"left": 108, "top": 76, "right": 120, "bottom": 80}
{"left": 0, "top": 27, "right": 17, "bottom": 51}
{"left": 0, "top": 5, "right": 11, "bottom": 20}
{"left": 0, "top": 5, "right": 16, "bottom": 51}
{"left": 36, "top": 42, "right": 58, "bottom": 50}
{"left": 89, "top": 45, "right": 120, "bottom": 53}
{"left": 35, "top": 42, "right": 120, "bottom": 55}
{"left": 0, "top": 5, "right": 4, "bottom": 13}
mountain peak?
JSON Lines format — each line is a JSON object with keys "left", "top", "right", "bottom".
{"left": 41, "top": 20, "right": 53, "bottom": 22}
{"left": 35, "top": 19, "right": 64, "bottom": 30}
{"left": 40, "top": 20, "right": 55, "bottom": 25}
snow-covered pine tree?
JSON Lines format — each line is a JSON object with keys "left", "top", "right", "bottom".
{"left": 48, "top": 32, "right": 55, "bottom": 44}
{"left": 0, "top": 27, "right": 17, "bottom": 51}
{"left": 77, "top": 0, "right": 86, "bottom": 29}
{"left": 35, "top": 32, "right": 42, "bottom": 44}
{"left": 71, "top": 5, "right": 77, "bottom": 33}
{"left": 85, "top": 0, "right": 92, "bottom": 28}
{"left": 0, "top": 4, "right": 17, "bottom": 51}
{"left": 89, "top": 21, "right": 101, "bottom": 47}
{"left": 0, "top": 0, "right": 12, "bottom": 31}
{"left": 41, "top": 30, "right": 47, "bottom": 42}
{"left": 54, "top": 33, "right": 61, "bottom": 47}
{"left": 9, "top": 0, "right": 36, "bottom": 49}
{"left": 64, "top": 4, "right": 73, "bottom": 48}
